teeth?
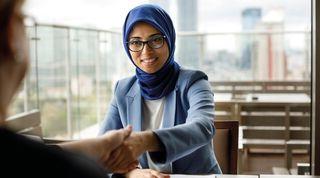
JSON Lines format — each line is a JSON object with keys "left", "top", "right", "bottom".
{"left": 142, "top": 58, "right": 156, "bottom": 63}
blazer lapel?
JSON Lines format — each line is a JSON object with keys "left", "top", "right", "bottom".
{"left": 161, "top": 87, "right": 178, "bottom": 128}
{"left": 126, "top": 81, "right": 148, "bottom": 167}
{"left": 127, "top": 81, "right": 142, "bottom": 132}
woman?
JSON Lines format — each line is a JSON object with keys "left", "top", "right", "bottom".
{"left": 0, "top": 0, "right": 136, "bottom": 177}
{"left": 99, "top": 4, "right": 222, "bottom": 177}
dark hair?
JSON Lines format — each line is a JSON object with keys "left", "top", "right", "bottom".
{"left": 0, "top": 0, "right": 22, "bottom": 58}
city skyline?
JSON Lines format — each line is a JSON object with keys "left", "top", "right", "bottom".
{"left": 24, "top": 0, "right": 311, "bottom": 32}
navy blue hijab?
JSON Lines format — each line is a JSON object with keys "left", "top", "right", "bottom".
{"left": 123, "top": 4, "right": 180, "bottom": 100}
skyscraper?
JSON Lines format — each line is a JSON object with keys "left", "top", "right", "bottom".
{"left": 254, "top": 8, "right": 286, "bottom": 80}
{"left": 176, "top": 0, "right": 199, "bottom": 69}
{"left": 240, "top": 8, "right": 262, "bottom": 70}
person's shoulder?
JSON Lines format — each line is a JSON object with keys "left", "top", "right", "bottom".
{"left": 177, "top": 68, "right": 208, "bottom": 88}
{"left": 118, "top": 75, "right": 137, "bottom": 84}
{"left": 0, "top": 128, "right": 107, "bottom": 178}
{"left": 114, "top": 75, "right": 137, "bottom": 93}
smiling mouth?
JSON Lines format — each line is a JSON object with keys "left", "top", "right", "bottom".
{"left": 141, "top": 57, "right": 157, "bottom": 66}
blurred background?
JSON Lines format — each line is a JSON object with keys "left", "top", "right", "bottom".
{"left": 9, "top": 0, "right": 312, "bottom": 174}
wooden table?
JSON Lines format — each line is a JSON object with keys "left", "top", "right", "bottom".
{"left": 259, "top": 175, "right": 320, "bottom": 178}
{"left": 214, "top": 93, "right": 310, "bottom": 105}
{"left": 216, "top": 175, "right": 259, "bottom": 178}
{"left": 170, "top": 175, "right": 215, "bottom": 178}
{"left": 170, "top": 175, "right": 319, "bottom": 178}
{"left": 170, "top": 175, "right": 258, "bottom": 178}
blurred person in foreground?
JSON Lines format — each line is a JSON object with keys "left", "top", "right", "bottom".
{"left": 99, "top": 4, "right": 222, "bottom": 178}
{"left": 0, "top": 0, "right": 137, "bottom": 177}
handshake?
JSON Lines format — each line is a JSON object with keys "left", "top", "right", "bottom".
{"left": 59, "top": 125, "right": 162, "bottom": 174}
{"left": 98, "top": 125, "right": 142, "bottom": 173}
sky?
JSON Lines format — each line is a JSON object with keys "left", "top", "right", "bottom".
{"left": 24, "top": 0, "right": 311, "bottom": 32}
{"left": 198, "top": 0, "right": 311, "bottom": 32}
{"left": 24, "top": 0, "right": 150, "bottom": 30}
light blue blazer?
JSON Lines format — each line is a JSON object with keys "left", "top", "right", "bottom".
{"left": 99, "top": 69, "right": 221, "bottom": 174}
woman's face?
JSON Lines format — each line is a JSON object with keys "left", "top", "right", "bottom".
{"left": 128, "top": 22, "right": 169, "bottom": 74}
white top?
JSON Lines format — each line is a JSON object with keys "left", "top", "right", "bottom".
{"left": 142, "top": 98, "right": 165, "bottom": 130}
{"left": 142, "top": 98, "right": 172, "bottom": 173}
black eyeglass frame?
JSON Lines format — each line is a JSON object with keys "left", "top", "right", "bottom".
{"left": 126, "top": 35, "right": 167, "bottom": 52}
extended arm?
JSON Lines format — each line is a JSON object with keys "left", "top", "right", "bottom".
{"left": 153, "top": 79, "right": 215, "bottom": 164}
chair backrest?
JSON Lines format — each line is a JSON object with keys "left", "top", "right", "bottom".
{"left": 215, "top": 102, "right": 235, "bottom": 120}
{"left": 5, "top": 109, "right": 42, "bottom": 137}
{"left": 213, "top": 120, "right": 239, "bottom": 174}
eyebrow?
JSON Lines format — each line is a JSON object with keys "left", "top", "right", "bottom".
{"left": 129, "top": 33, "right": 162, "bottom": 40}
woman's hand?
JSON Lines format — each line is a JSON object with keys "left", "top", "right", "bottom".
{"left": 105, "top": 131, "right": 162, "bottom": 173}
{"left": 125, "top": 169, "right": 170, "bottom": 178}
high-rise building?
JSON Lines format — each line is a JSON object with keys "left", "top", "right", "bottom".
{"left": 240, "top": 8, "right": 262, "bottom": 70}
{"left": 254, "top": 8, "right": 286, "bottom": 80}
{"left": 242, "top": 8, "right": 262, "bottom": 30}
{"left": 176, "top": 0, "right": 199, "bottom": 69}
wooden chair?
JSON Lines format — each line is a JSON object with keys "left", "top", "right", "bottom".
{"left": 213, "top": 120, "right": 239, "bottom": 174}
{"left": 215, "top": 102, "right": 237, "bottom": 120}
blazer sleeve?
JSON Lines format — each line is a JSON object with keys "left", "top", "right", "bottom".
{"left": 98, "top": 82, "right": 123, "bottom": 135}
{"left": 152, "top": 78, "right": 215, "bottom": 164}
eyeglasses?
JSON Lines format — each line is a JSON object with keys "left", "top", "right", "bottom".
{"left": 126, "top": 35, "right": 166, "bottom": 52}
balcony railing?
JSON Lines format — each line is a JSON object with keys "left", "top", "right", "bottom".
{"left": 10, "top": 23, "right": 311, "bottom": 139}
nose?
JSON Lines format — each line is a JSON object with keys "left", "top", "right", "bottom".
{"left": 141, "top": 42, "right": 153, "bottom": 54}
